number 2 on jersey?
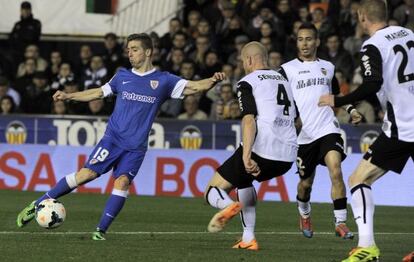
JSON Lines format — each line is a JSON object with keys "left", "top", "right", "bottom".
{"left": 393, "top": 40, "right": 414, "bottom": 84}
{"left": 277, "top": 84, "right": 292, "bottom": 115}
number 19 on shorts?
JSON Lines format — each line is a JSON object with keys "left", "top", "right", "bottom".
{"left": 93, "top": 147, "right": 109, "bottom": 162}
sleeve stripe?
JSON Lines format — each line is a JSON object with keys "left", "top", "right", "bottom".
{"left": 101, "top": 83, "right": 113, "bottom": 97}
{"left": 171, "top": 79, "right": 188, "bottom": 99}
{"left": 278, "top": 67, "right": 289, "bottom": 81}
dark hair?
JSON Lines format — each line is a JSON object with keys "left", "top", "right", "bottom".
{"left": 298, "top": 22, "right": 319, "bottom": 39}
{"left": 326, "top": 33, "right": 340, "bottom": 42}
{"left": 182, "top": 59, "right": 196, "bottom": 66}
{"left": 126, "top": 33, "right": 154, "bottom": 52}
{"left": 104, "top": 32, "right": 117, "bottom": 40}
{"left": 0, "top": 95, "right": 16, "bottom": 113}
{"left": 21, "top": 1, "right": 31, "bottom": 9}
{"left": 173, "top": 31, "right": 188, "bottom": 40}
{"left": 33, "top": 71, "right": 48, "bottom": 79}
{"left": 170, "top": 17, "right": 182, "bottom": 24}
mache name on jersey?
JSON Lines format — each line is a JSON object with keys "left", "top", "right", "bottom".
{"left": 384, "top": 29, "right": 410, "bottom": 41}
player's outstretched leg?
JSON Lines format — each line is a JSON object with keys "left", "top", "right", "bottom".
{"left": 92, "top": 176, "right": 129, "bottom": 240}
{"left": 232, "top": 186, "right": 259, "bottom": 250}
{"left": 403, "top": 251, "right": 414, "bottom": 262}
{"left": 205, "top": 172, "right": 242, "bottom": 233}
{"left": 206, "top": 187, "right": 242, "bottom": 233}
{"left": 17, "top": 169, "right": 97, "bottom": 228}
{"left": 342, "top": 246, "right": 380, "bottom": 262}
{"left": 208, "top": 202, "right": 243, "bottom": 233}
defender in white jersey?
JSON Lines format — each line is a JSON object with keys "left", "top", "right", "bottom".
{"left": 204, "top": 42, "right": 297, "bottom": 250}
{"left": 280, "top": 23, "right": 362, "bottom": 240}
{"left": 319, "top": 1, "right": 414, "bottom": 261}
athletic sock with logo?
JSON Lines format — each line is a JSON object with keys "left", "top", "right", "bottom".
{"left": 97, "top": 189, "right": 127, "bottom": 232}
{"left": 237, "top": 187, "right": 257, "bottom": 243}
{"left": 350, "top": 184, "right": 375, "bottom": 247}
{"left": 205, "top": 186, "right": 234, "bottom": 209}
{"left": 297, "top": 195, "right": 311, "bottom": 218}
{"left": 333, "top": 197, "right": 348, "bottom": 224}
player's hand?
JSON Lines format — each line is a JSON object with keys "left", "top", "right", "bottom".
{"left": 318, "top": 94, "right": 334, "bottom": 107}
{"left": 243, "top": 157, "right": 261, "bottom": 177}
{"left": 350, "top": 110, "right": 363, "bottom": 125}
{"left": 53, "top": 90, "right": 68, "bottom": 101}
{"left": 211, "top": 72, "right": 226, "bottom": 83}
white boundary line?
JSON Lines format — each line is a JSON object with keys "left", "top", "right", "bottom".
{"left": 1, "top": 231, "right": 413, "bottom": 235}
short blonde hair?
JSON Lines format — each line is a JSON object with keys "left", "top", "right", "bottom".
{"left": 359, "top": 0, "right": 388, "bottom": 23}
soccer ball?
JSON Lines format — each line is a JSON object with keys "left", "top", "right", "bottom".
{"left": 35, "top": 199, "right": 66, "bottom": 229}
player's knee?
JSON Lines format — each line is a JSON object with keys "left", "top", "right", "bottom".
{"left": 299, "top": 178, "right": 313, "bottom": 190}
{"left": 330, "top": 168, "right": 344, "bottom": 184}
{"left": 76, "top": 168, "right": 98, "bottom": 185}
{"left": 114, "top": 175, "right": 131, "bottom": 190}
{"left": 348, "top": 173, "right": 361, "bottom": 188}
{"left": 330, "top": 166, "right": 342, "bottom": 177}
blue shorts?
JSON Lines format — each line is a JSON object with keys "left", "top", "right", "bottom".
{"left": 84, "top": 136, "right": 145, "bottom": 181}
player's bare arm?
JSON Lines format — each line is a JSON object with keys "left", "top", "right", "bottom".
{"left": 241, "top": 114, "right": 260, "bottom": 176}
{"left": 183, "top": 72, "right": 226, "bottom": 95}
{"left": 53, "top": 87, "right": 104, "bottom": 102}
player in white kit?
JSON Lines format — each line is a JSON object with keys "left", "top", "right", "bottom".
{"left": 204, "top": 42, "right": 297, "bottom": 250}
{"left": 319, "top": 1, "right": 414, "bottom": 261}
{"left": 280, "top": 23, "right": 362, "bottom": 240}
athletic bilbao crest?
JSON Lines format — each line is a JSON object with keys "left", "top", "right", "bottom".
{"left": 359, "top": 130, "right": 379, "bottom": 153}
{"left": 180, "top": 125, "right": 202, "bottom": 150}
{"left": 5, "top": 121, "right": 27, "bottom": 144}
{"left": 321, "top": 68, "right": 327, "bottom": 75}
{"left": 150, "top": 80, "right": 159, "bottom": 89}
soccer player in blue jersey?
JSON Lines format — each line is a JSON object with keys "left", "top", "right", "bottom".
{"left": 16, "top": 33, "right": 225, "bottom": 240}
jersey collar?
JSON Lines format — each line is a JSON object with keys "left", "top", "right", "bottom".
{"left": 297, "top": 57, "right": 320, "bottom": 62}
{"left": 131, "top": 68, "right": 156, "bottom": 76}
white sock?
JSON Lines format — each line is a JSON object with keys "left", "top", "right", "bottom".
{"left": 237, "top": 187, "right": 256, "bottom": 243}
{"left": 350, "top": 184, "right": 375, "bottom": 247}
{"left": 297, "top": 198, "right": 311, "bottom": 218}
{"left": 206, "top": 186, "right": 233, "bottom": 209}
{"left": 334, "top": 209, "right": 347, "bottom": 224}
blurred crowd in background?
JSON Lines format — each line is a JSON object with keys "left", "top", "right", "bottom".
{"left": 0, "top": 0, "right": 413, "bottom": 123}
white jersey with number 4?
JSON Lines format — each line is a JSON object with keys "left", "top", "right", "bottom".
{"left": 236, "top": 69, "right": 297, "bottom": 162}
{"left": 281, "top": 58, "right": 341, "bottom": 145}
{"left": 360, "top": 26, "right": 414, "bottom": 142}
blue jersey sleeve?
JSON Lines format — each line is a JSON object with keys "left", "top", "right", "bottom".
{"left": 108, "top": 70, "right": 123, "bottom": 94}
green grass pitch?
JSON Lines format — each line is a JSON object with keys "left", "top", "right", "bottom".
{"left": 0, "top": 190, "right": 412, "bottom": 262}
